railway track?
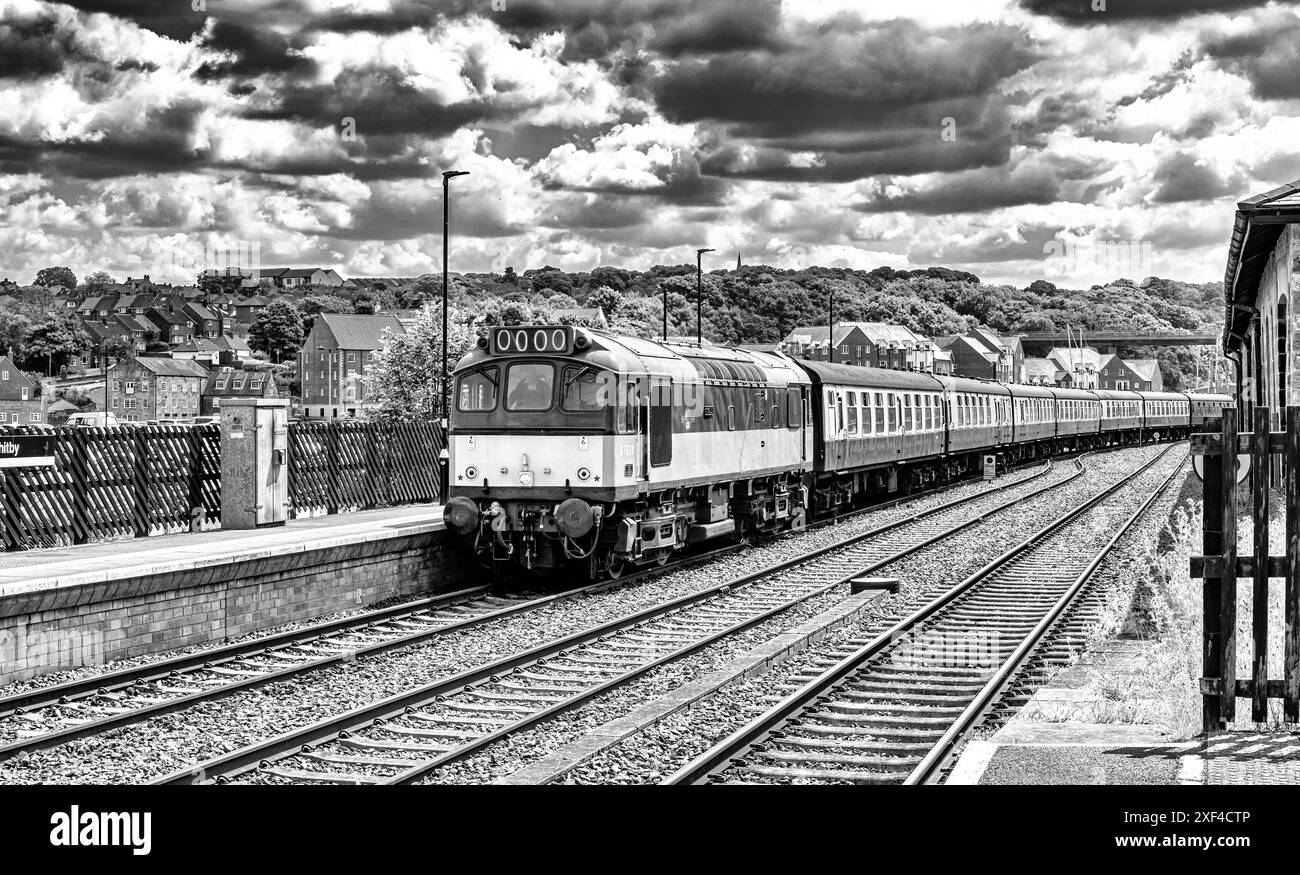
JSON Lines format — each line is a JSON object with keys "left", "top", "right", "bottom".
{"left": 0, "top": 455, "right": 1055, "bottom": 765}
{"left": 661, "top": 442, "right": 1186, "bottom": 785}
{"left": 149, "top": 449, "right": 1125, "bottom": 785}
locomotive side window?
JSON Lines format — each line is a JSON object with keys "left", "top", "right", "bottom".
{"left": 787, "top": 388, "right": 802, "bottom": 429}
{"left": 457, "top": 367, "right": 499, "bottom": 412}
{"left": 505, "top": 363, "right": 554, "bottom": 411}
{"left": 621, "top": 380, "right": 640, "bottom": 433}
{"left": 561, "top": 366, "right": 607, "bottom": 412}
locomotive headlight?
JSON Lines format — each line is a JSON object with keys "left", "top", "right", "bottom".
{"left": 464, "top": 465, "right": 479, "bottom": 481}
{"left": 518, "top": 470, "right": 535, "bottom": 488}
{"left": 577, "top": 466, "right": 592, "bottom": 481}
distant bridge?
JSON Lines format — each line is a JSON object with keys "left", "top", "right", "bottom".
{"left": 1018, "top": 330, "right": 1218, "bottom": 351}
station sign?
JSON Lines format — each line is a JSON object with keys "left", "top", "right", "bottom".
{"left": 0, "top": 435, "right": 56, "bottom": 468}
{"left": 490, "top": 326, "right": 574, "bottom": 356}
{"left": 1192, "top": 453, "right": 1250, "bottom": 484}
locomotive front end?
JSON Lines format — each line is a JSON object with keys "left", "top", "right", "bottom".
{"left": 445, "top": 325, "right": 628, "bottom": 573}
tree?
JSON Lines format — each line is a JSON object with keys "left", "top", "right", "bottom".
{"left": 23, "top": 313, "right": 90, "bottom": 376}
{"left": 401, "top": 276, "right": 439, "bottom": 309}
{"left": 84, "top": 271, "right": 115, "bottom": 292}
{"left": 0, "top": 305, "right": 33, "bottom": 361}
{"left": 298, "top": 294, "right": 354, "bottom": 335}
{"left": 248, "top": 300, "right": 304, "bottom": 364}
{"left": 103, "top": 336, "right": 136, "bottom": 363}
{"left": 501, "top": 266, "right": 518, "bottom": 287}
{"left": 368, "top": 304, "right": 474, "bottom": 422}
{"left": 34, "top": 266, "right": 77, "bottom": 289}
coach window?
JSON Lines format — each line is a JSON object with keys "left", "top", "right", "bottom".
{"left": 457, "top": 366, "right": 499, "bottom": 411}
{"left": 847, "top": 391, "right": 859, "bottom": 434}
{"left": 561, "top": 366, "right": 607, "bottom": 412}
{"left": 874, "top": 392, "right": 885, "bottom": 433}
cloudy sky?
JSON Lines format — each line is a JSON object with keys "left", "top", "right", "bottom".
{"left": 1, "top": 0, "right": 1298, "bottom": 288}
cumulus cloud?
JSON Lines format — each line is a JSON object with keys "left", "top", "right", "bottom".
{"left": 0, "top": 0, "right": 1296, "bottom": 285}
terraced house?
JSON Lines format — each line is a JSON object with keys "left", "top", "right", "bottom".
{"left": 0, "top": 356, "right": 43, "bottom": 425}
{"left": 108, "top": 356, "right": 208, "bottom": 422}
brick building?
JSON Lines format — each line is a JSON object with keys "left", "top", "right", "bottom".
{"left": 0, "top": 356, "right": 44, "bottom": 425}
{"left": 935, "top": 328, "right": 1024, "bottom": 383}
{"left": 108, "top": 356, "right": 208, "bottom": 422}
{"left": 202, "top": 367, "right": 280, "bottom": 415}
{"left": 1099, "top": 355, "right": 1164, "bottom": 391}
{"left": 780, "top": 322, "right": 935, "bottom": 371}
{"left": 298, "top": 313, "right": 403, "bottom": 418}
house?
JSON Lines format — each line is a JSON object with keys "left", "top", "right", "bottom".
{"left": 202, "top": 367, "right": 279, "bottom": 415}
{"left": 0, "top": 356, "right": 44, "bottom": 425}
{"left": 181, "top": 302, "right": 221, "bottom": 339}
{"left": 780, "top": 322, "right": 935, "bottom": 371}
{"left": 933, "top": 346, "right": 954, "bottom": 376}
{"left": 552, "top": 307, "right": 609, "bottom": 328}
{"left": 935, "top": 328, "right": 1023, "bottom": 383}
{"left": 171, "top": 338, "right": 224, "bottom": 368}
{"left": 108, "top": 356, "right": 208, "bottom": 421}
{"left": 144, "top": 308, "right": 195, "bottom": 346}
{"left": 1099, "top": 355, "right": 1164, "bottom": 391}
{"left": 298, "top": 313, "right": 404, "bottom": 419}
{"left": 1045, "top": 346, "right": 1103, "bottom": 388}
{"left": 260, "top": 268, "right": 345, "bottom": 289}
{"left": 1023, "top": 357, "right": 1058, "bottom": 386}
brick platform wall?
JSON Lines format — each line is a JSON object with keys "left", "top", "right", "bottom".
{"left": 0, "top": 530, "right": 471, "bottom": 686}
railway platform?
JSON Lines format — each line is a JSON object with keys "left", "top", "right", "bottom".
{"left": 948, "top": 639, "right": 1300, "bottom": 785}
{"left": 0, "top": 506, "right": 455, "bottom": 686}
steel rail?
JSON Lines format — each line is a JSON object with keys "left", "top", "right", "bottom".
{"left": 905, "top": 451, "right": 1188, "bottom": 784}
{"left": 662, "top": 442, "right": 1180, "bottom": 785}
{"left": 151, "top": 454, "right": 1078, "bottom": 784}
{"left": 0, "top": 459, "right": 1055, "bottom": 761}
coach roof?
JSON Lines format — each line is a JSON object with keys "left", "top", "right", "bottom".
{"left": 798, "top": 360, "right": 944, "bottom": 391}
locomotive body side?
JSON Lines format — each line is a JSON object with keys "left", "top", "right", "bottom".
{"left": 445, "top": 327, "right": 810, "bottom": 575}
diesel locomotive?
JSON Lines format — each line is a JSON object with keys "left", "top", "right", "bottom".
{"left": 441, "top": 324, "right": 1229, "bottom": 578}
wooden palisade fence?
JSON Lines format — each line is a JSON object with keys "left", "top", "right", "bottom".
{"left": 1, "top": 424, "right": 221, "bottom": 551}
{"left": 287, "top": 419, "right": 444, "bottom": 518}
{"left": 1192, "top": 405, "right": 1300, "bottom": 729}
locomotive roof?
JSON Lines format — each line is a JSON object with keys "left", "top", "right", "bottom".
{"left": 798, "top": 359, "right": 944, "bottom": 390}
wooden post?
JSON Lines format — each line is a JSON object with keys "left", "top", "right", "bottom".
{"left": 1287, "top": 406, "right": 1300, "bottom": 722}
{"left": 2, "top": 467, "right": 20, "bottom": 551}
{"left": 188, "top": 427, "right": 204, "bottom": 528}
{"left": 70, "top": 430, "right": 89, "bottom": 545}
{"left": 1202, "top": 422, "right": 1224, "bottom": 732}
{"left": 1221, "top": 407, "right": 1239, "bottom": 725}
{"left": 132, "top": 427, "right": 149, "bottom": 538}
{"left": 326, "top": 423, "right": 339, "bottom": 515}
{"left": 1252, "top": 406, "right": 1271, "bottom": 722}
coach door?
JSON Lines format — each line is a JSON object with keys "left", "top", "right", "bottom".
{"left": 647, "top": 376, "right": 673, "bottom": 469}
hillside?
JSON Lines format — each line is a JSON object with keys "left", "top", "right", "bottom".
{"left": 442, "top": 265, "right": 1224, "bottom": 390}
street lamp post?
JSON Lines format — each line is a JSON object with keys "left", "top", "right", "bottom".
{"left": 662, "top": 284, "right": 668, "bottom": 341}
{"left": 828, "top": 289, "right": 835, "bottom": 364}
{"left": 695, "top": 248, "right": 714, "bottom": 345}
{"left": 441, "top": 169, "right": 469, "bottom": 499}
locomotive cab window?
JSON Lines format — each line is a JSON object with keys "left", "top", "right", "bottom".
{"left": 457, "top": 366, "right": 499, "bottom": 412}
{"left": 560, "top": 366, "right": 608, "bottom": 412}
{"left": 505, "top": 363, "right": 554, "bottom": 411}
{"left": 787, "top": 388, "right": 802, "bottom": 429}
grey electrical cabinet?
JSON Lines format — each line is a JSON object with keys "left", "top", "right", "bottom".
{"left": 220, "top": 398, "right": 291, "bottom": 529}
